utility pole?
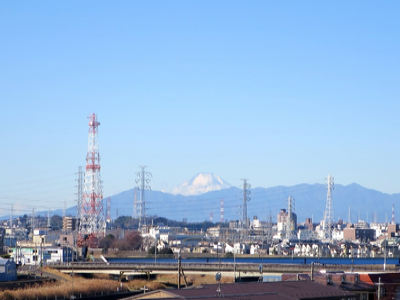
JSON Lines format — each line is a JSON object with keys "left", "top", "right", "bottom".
{"left": 323, "top": 173, "right": 334, "bottom": 241}
{"left": 135, "top": 166, "right": 152, "bottom": 231}
{"left": 240, "top": 179, "right": 251, "bottom": 236}
{"left": 377, "top": 277, "right": 382, "bottom": 300}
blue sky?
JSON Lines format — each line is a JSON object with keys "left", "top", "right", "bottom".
{"left": 1, "top": 1, "right": 399, "bottom": 216}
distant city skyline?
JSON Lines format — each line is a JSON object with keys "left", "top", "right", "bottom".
{"left": 1, "top": 2, "right": 399, "bottom": 217}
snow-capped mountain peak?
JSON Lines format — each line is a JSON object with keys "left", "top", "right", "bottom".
{"left": 171, "top": 173, "right": 232, "bottom": 196}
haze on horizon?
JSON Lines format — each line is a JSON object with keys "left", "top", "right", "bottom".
{"left": 0, "top": 2, "right": 399, "bottom": 217}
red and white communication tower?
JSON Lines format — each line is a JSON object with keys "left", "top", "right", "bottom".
{"left": 78, "top": 113, "right": 105, "bottom": 246}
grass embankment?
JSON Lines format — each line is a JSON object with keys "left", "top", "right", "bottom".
{"left": 1, "top": 268, "right": 232, "bottom": 300}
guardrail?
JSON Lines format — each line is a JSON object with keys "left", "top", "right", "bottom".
{"left": 49, "top": 262, "right": 399, "bottom": 274}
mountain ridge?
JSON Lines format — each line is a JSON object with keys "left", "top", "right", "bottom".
{"left": 24, "top": 182, "right": 400, "bottom": 225}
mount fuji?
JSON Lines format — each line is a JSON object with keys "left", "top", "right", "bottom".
{"left": 171, "top": 173, "right": 232, "bottom": 196}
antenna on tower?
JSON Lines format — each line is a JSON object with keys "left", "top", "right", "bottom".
{"left": 220, "top": 198, "right": 224, "bottom": 223}
{"left": 135, "top": 166, "right": 152, "bottom": 231}
{"left": 240, "top": 179, "right": 251, "bottom": 234}
{"left": 78, "top": 113, "right": 106, "bottom": 247}
{"left": 286, "top": 195, "right": 295, "bottom": 240}
{"left": 323, "top": 173, "right": 334, "bottom": 241}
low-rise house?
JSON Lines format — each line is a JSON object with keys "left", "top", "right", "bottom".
{"left": 0, "top": 258, "right": 17, "bottom": 281}
{"left": 294, "top": 244, "right": 302, "bottom": 255}
{"left": 297, "top": 229, "right": 315, "bottom": 241}
{"left": 206, "top": 226, "right": 220, "bottom": 238}
{"left": 283, "top": 272, "right": 374, "bottom": 300}
{"left": 127, "top": 280, "right": 358, "bottom": 300}
{"left": 8, "top": 246, "right": 73, "bottom": 265}
{"left": 250, "top": 244, "right": 259, "bottom": 255}
{"left": 224, "top": 243, "right": 234, "bottom": 254}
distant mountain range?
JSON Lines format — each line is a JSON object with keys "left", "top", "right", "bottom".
{"left": 32, "top": 173, "right": 400, "bottom": 224}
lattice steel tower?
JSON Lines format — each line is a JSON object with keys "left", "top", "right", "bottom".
{"left": 135, "top": 166, "right": 152, "bottom": 231}
{"left": 240, "top": 179, "right": 251, "bottom": 230}
{"left": 78, "top": 113, "right": 105, "bottom": 245}
{"left": 323, "top": 173, "right": 334, "bottom": 241}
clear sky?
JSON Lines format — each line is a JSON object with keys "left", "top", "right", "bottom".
{"left": 1, "top": 1, "right": 399, "bottom": 217}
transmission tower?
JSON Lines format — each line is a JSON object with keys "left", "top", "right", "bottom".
{"left": 323, "top": 173, "right": 334, "bottom": 241}
{"left": 78, "top": 113, "right": 106, "bottom": 246}
{"left": 76, "top": 166, "right": 84, "bottom": 230}
{"left": 135, "top": 166, "right": 152, "bottom": 231}
{"left": 240, "top": 179, "right": 251, "bottom": 231}
{"left": 63, "top": 200, "right": 66, "bottom": 218}
{"left": 286, "top": 195, "right": 295, "bottom": 240}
